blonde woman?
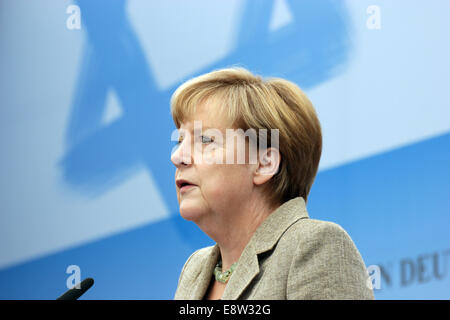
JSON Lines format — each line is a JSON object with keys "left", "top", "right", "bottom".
{"left": 170, "top": 68, "right": 374, "bottom": 300}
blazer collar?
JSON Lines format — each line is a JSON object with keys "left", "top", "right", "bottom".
{"left": 250, "top": 196, "right": 309, "bottom": 254}
{"left": 221, "top": 197, "right": 309, "bottom": 299}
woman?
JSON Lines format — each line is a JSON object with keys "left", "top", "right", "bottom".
{"left": 170, "top": 67, "right": 374, "bottom": 300}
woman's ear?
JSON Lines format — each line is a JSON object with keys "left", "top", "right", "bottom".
{"left": 253, "top": 148, "right": 281, "bottom": 186}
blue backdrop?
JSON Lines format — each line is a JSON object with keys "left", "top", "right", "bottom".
{"left": 1, "top": 0, "right": 449, "bottom": 299}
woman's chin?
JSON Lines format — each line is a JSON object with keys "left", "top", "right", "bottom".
{"left": 179, "top": 209, "right": 202, "bottom": 222}
{"left": 179, "top": 201, "right": 204, "bottom": 222}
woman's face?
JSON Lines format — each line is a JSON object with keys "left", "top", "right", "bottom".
{"left": 171, "top": 100, "right": 257, "bottom": 224}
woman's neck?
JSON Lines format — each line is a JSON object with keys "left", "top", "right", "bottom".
{"left": 214, "top": 199, "right": 276, "bottom": 271}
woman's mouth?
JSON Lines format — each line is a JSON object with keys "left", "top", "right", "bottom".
{"left": 180, "top": 184, "right": 196, "bottom": 193}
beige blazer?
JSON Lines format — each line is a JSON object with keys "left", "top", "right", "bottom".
{"left": 174, "top": 197, "right": 374, "bottom": 300}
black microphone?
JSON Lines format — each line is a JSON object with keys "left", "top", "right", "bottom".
{"left": 57, "top": 278, "right": 94, "bottom": 300}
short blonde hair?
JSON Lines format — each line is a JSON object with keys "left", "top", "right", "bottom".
{"left": 170, "top": 67, "right": 322, "bottom": 206}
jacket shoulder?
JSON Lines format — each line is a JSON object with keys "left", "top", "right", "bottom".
{"left": 285, "top": 218, "right": 352, "bottom": 242}
{"left": 280, "top": 218, "right": 374, "bottom": 299}
{"left": 277, "top": 218, "right": 354, "bottom": 251}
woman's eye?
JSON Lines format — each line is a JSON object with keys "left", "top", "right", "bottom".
{"left": 201, "top": 135, "right": 213, "bottom": 143}
{"left": 176, "top": 135, "right": 213, "bottom": 145}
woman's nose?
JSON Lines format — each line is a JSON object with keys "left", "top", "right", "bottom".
{"left": 171, "top": 138, "right": 192, "bottom": 167}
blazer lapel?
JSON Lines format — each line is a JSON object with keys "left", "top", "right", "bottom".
{"left": 221, "top": 242, "right": 260, "bottom": 300}
{"left": 221, "top": 197, "right": 309, "bottom": 300}
{"left": 190, "top": 244, "right": 220, "bottom": 300}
